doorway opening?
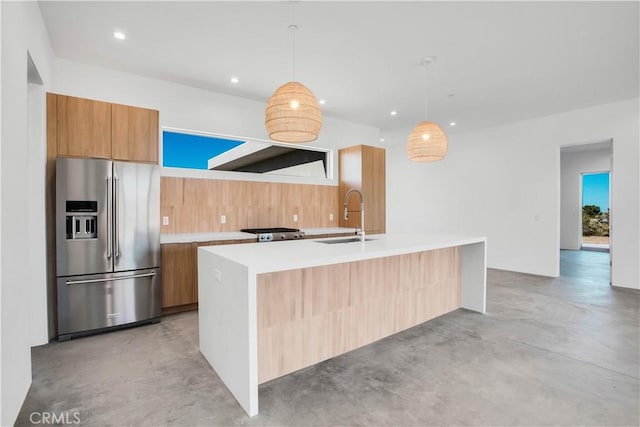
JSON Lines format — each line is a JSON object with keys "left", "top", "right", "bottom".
{"left": 581, "top": 172, "right": 610, "bottom": 252}
{"left": 559, "top": 140, "right": 612, "bottom": 285}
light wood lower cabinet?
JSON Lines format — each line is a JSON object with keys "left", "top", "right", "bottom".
{"left": 161, "top": 243, "right": 196, "bottom": 311}
{"left": 161, "top": 236, "right": 354, "bottom": 315}
{"left": 161, "top": 239, "right": 256, "bottom": 314}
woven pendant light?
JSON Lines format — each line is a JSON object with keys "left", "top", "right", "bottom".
{"left": 265, "top": 81, "right": 322, "bottom": 143}
{"left": 408, "top": 57, "right": 447, "bottom": 161}
{"left": 408, "top": 121, "right": 447, "bottom": 161}
{"left": 265, "top": 23, "right": 322, "bottom": 143}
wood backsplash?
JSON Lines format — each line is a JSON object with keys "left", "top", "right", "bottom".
{"left": 161, "top": 177, "right": 340, "bottom": 233}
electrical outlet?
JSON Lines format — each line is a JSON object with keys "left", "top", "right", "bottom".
{"left": 329, "top": 213, "right": 334, "bottom": 221}
{"left": 162, "top": 216, "right": 169, "bottom": 226}
{"left": 220, "top": 215, "right": 226, "bottom": 224}
{"left": 293, "top": 214, "right": 298, "bottom": 222}
{"left": 214, "top": 269, "right": 221, "bottom": 282}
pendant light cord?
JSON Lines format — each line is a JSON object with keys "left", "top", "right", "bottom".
{"left": 290, "top": 2, "right": 297, "bottom": 82}
{"left": 292, "top": 25, "right": 296, "bottom": 82}
{"left": 423, "top": 63, "right": 428, "bottom": 121}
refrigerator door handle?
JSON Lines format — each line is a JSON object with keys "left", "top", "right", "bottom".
{"left": 106, "top": 176, "right": 112, "bottom": 259}
{"left": 114, "top": 174, "right": 120, "bottom": 258}
{"left": 65, "top": 271, "right": 156, "bottom": 285}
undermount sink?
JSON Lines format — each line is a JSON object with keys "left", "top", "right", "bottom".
{"left": 316, "top": 237, "right": 377, "bottom": 244}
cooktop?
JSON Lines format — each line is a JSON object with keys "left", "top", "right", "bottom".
{"left": 240, "top": 227, "right": 305, "bottom": 242}
{"left": 241, "top": 227, "right": 300, "bottom": 234}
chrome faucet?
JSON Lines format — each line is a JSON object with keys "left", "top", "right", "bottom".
{"left": 343, "top": 189, "right": 365, "bottom": 242}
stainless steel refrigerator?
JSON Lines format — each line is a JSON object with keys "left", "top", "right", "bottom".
{"left": 56, "top": 158, "right": 161, "bottom": 340}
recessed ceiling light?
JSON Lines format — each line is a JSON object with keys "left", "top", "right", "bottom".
{"left": 230, "top": 77, "right": 239, "bottom": 84}
{"left": 319, "top": 99, "right": 326, "bottom": 105}
{"left": 449, "top": 122, "right": 456, "bottom": 126}
{"left": 113, "top": 31, "right": 126, "bottom": 40}
{"left": 390, "top": 110, "right": 398, "bottom": 116}
{"left": 380, "top": 138, "right": 385, "bottom": 142}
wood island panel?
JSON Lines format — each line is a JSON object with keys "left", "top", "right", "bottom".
{"left": 256, "top": 247, "right": 461, "bottom": 383}
{"left": 257, "top": 270, "right": 303, "bottom": 328}
{"left": 302, "top": 264, "right": 351, "bottom": 317}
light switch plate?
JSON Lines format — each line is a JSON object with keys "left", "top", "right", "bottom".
{"left": 220, "top": 215, "right": 226, "bottom": 224}
{"left": 329, "top": 213, "right": 334, "bottom": 221}
{"left": 293, "top": 214, "right": 298, "bottom": 222}
{"left": 162, "top": 216, "right": 169, "bottom": 226}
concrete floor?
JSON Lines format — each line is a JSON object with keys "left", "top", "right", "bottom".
{"left": 16, "top": 250, "right": 639, "bottom": 426}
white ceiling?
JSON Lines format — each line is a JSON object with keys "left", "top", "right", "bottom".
{"left": 39, "top": 1, "right": 639, "bottom": 140}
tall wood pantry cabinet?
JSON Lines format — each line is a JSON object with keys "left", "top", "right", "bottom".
{"left": 338, "top": 145, "right": 386, "bottom": 234}
{"left": 45, "top": 93, "right": 160, "bottom": 337}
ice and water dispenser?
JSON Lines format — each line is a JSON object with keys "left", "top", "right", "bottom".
{"left": 65, "top": 201, "right": 98, "bottom": 239}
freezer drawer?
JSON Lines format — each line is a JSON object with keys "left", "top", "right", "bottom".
{"left": 57, "top": 268, "right": 161, "bottom": 340}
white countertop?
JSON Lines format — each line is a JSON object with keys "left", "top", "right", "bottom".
{"left": 161, "top": 232, "right": 255, "bottom": 244}
{"left": 199, "top": 233, "right": 486, "bottom": 274}
{"left": 160, "top": 227, "right": 354, "bottom": 244}
{"left": 301, "top": 227, "right": 357, "bottom": 236}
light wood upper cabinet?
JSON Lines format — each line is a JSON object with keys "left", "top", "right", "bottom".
{"left": 112, "top": 104, "right": 159, "bottom": 163}
{"left": 57, "top": 95, "right": 112, "bottom": 159}
{"left": 52, "top": 93, "right": 159, "bottom": 164}
{"left": 339, "top": 145, "right": 386, "bottom": 234}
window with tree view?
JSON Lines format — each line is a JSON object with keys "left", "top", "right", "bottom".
{"left": 582, "top": 172, "right": 610, "bottom": 246}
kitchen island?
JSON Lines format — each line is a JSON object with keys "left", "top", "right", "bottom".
{"left": 198, "top": 233, "right": 486, "bottom": 416}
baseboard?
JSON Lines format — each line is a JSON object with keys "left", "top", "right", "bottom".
{"left": 162, "top": 303, "right": 198, "bottom": 316}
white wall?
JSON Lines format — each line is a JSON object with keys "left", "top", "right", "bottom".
{"left": 387, "top": 98, "right": 639, "bottom": 289}
{"left": 52, "top": 58, "right": 381, "bottom": 185}
{"left": 27, "top": 81, "right": 49, "bottom": 347}
{"left": 1, "top": 1, "right": 54, "bottom": 425}
{"left": 0, "top": 3, "right": 4, "bottom": 424}
{"left": 53, "top": 60, "right": 640, "bottom": 289}
{"left": 560, "top": 148, "right": 611, "bottom": 250}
